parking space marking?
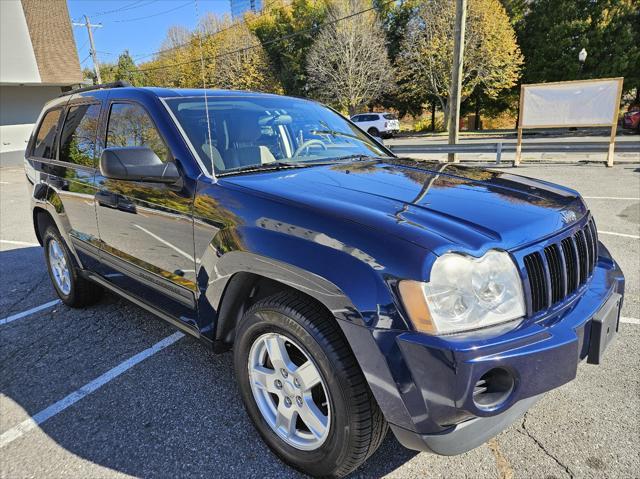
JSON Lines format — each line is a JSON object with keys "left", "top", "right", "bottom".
{"left": 0, "top": 239, "right": 39, "bottom": 247}
{"left": 0, "top": 331, "right": 185, "bottom": 449}
{"left": 0, "top": 300, "right": 61, "bottom": 326}
{"left": 583, "top": 196, "right": 640, "bottom": 200}
{"left": 132, "top": 224, "right": 195, "bottom": 262}
{"left": 598, "top": 230, "right": 640, "bottom": 239}
{"left": 621, "top": 317, "right": 640, "bottom": 325}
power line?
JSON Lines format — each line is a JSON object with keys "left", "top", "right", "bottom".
{"left": 130, "top": 0, "right": 282, "bottom": 62}
{"left": 91, "top": 0, "right": 156, "bottom": 18}
{"left": 113, "top": 1, "right": 192, "bottom": 23}
{"left": 130, "top": 0, "right": 390, "bottom": 75}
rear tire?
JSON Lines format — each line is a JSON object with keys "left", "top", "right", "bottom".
{"left": 367, "top": 127, "right": 380, "bottom": 138}
{"left": 234, "top": 291, "right": 387, "bottom": 478}
{"left": 43, "top": 225, "right": 102, "bottom": 308}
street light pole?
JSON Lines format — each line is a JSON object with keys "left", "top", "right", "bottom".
{"left": 447, "top": 0, "right": 467, "bottom": 163}
{"left": 73, "top": 15, "right": 103, "bottom": 84}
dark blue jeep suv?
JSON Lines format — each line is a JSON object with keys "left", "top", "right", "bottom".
{"left": 26, "top": 82, "right": 624, "bottom": 477}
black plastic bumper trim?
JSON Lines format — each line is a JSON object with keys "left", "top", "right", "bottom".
{"left": 389, "top": 394, "right": 543, "bottom": 455}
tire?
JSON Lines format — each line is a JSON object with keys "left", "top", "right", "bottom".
{"left": 234, "top": 291, "right": 387, "bottom": 478}
{"left": 43, "top": 225, "right": 102, "bottom": 308}
{"left": 367, "top": 127, "right": 380, "bottom": 138}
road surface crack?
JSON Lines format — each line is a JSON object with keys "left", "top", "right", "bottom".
{"left": 520, "top": 412, "right": 574, "bottom": 478}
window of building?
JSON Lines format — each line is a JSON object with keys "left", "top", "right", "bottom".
{"left": 32, "top": 109, "right": 62, "bottom": 159}
{"left": 59, "top": 104, "right": 101, "bottom": 167}
{"left": 106, "top": 103, "right": 170, "bottom": 162}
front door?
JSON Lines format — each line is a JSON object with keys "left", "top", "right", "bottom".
{"left": 94, "top": 100, "right": 197, "bottom": 326}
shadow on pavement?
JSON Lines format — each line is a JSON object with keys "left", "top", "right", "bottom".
{"left": 1, "top": 247, "right": 418, "bottom": 478}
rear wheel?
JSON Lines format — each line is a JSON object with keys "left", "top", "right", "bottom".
{"left": 367, "top": 127, "right": 380, "bottom": 137}
{"left": 234, "top": 292, "right": 387, "bottom": 478}
{"left": 43, "top": 225, "right": 102, "bottom": 307}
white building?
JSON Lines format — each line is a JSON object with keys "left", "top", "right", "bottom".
{"left": 0, "top": 0, "right": 82, "bottom": 163}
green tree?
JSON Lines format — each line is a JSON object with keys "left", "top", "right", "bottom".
{"left": 395, "top": 0, "right": 523, "bottom": 127}
{"left": 114, "top": 50, "right": 144, "bottom": 86}
{"left": 520, "top": 0, "right": 639, "bottom": 95}
{"left": 248, "top": 0, "right": 329, "bottom": 96}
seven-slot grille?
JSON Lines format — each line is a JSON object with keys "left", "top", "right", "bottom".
{"left": 523, "top": 218, "right": 598, "bottom": 315}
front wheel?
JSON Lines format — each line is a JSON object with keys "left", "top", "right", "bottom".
{"left": 234, "top": 292, "right": 387, "bottom": 478}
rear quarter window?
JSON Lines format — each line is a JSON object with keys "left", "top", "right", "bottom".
{"left": 383, "top": 114, "right": 397, "bottom": 120}
{"left": 32, "top": 109, "right": 62, "bottom": 159}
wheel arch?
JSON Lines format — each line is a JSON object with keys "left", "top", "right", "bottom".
{"left": 205, "top": 249, "right": 367, "bottom": 349}
{"left": 33, "top": 206, "right": 55, "bottom": 246}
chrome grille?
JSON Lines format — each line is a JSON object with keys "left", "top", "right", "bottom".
{"left": 524, "top": 218, "right": 598, "bottom": 315}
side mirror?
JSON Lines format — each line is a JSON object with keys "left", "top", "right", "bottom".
{"left": 100, "top": 147, "right": 180, "bottom": 184}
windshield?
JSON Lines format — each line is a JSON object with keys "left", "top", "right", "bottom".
{"left": 164, "top": 96, "right": 391, "bottom": 175}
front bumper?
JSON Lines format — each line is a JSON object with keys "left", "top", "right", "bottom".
{"left": 339, "top": 244, "right": 624, "bottom": 455}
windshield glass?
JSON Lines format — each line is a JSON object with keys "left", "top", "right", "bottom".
{"left": 164, "top": 96, "right": 391, "bottom": 175}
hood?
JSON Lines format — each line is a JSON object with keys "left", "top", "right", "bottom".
{"left": 222, "top": 158, "right": 588, "bottom": 255}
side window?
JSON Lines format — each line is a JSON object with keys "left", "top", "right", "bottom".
{"left": 106, "top": 102, "right": 170, "bottom": 162}
{"left": 352, "top": 115, "right": 361, "bottom": 122}
{"left": 32, "top": 109, "right": 62, "bottom": 159}
{"left": 59, "top": 104, "right": 101, "bottom": 167}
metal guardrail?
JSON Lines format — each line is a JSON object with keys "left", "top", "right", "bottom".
{"left": 388, "top": 141, "right": 640, "bottom": 165}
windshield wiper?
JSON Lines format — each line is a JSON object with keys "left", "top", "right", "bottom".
{"left": 217, "top": 161, "right": 307, "bottom": 177}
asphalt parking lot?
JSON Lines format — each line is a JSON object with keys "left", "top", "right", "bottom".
{"left": 1, "top": 161, "right": 639, "bottom": 479}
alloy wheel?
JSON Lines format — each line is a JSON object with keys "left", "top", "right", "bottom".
{"left": 48, "top": 238, "right": 71, "bottom": 295}
{"left": 248, "top": 332, "right": 331, "bottom": 451}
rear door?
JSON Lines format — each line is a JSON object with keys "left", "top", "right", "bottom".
{"left": 30, "top": 94, "right": 104, "bottom": 269}
{"left": 94, "top": 96, "right": 198, "bottom": 325}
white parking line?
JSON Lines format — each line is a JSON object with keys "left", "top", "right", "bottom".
{"left": 0, "top": 300, "right": 61, "bottom": 326}
{"left": 0, "top": 239, "right": 39, "bottom": 247}
{"left": 0, "top": 331, "right": 185, "bottom": 449}
{"left": 132, "top": 224, "right": 195, "bottom": 262}
{"left": 621, "top": 317, "right": 640, "bottom": 325}
{"left": 583, "top": 196, "right": 640, "bottom": 200}
{"left": 598, "top": 230, "right": 640, "bottom": 239}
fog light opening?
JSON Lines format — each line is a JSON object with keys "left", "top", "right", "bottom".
{"left": 473, "top": 368, "right": 515, "bottom": 410}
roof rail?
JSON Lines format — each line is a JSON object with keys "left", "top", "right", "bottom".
{"left": 59, "top": 80, "right": 131, "bottom": 97}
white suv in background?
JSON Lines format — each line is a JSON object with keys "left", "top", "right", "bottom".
{"left": 351, "top": 112, "right": 400, "bottom": 138}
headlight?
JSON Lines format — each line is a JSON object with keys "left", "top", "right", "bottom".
{"left": 399, "top": 250, "right": 525, "bottom": 335}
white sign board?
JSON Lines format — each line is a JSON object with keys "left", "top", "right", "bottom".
{"left": 520, "top": 79, "right": 622, "bottom": 128}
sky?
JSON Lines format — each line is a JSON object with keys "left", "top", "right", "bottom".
{"left": 67, "top": 0, "right": 231, "bottom": 70}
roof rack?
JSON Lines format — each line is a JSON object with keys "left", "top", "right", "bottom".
{"left": 59, "top": 80, "right": 131, "bottom": 97}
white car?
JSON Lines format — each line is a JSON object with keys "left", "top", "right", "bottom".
{"left": 350, "top": 112, "right": 400, "bottom": 138}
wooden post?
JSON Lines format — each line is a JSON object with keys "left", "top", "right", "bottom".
{"left": 607, "top": 78, "right": 624, "bottom": 167}
{"left": 447, "top": 0, "right": 467, "bottom": 163}
{"left": 514, "top": 84, "right": 525, "bottom": 167}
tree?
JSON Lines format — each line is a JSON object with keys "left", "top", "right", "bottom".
{"left": 141, "top": 14, "right": 282, "bottom": 93}
{"left": 114, "top": 51, "right": 144, "bottom": 86}
{"left": 306, "top": 0, "right": 393, "bottom": 114}
{"left": 160, "top": 25, "right": 191, "bottom": 51}
{"left": 207, "top": 22, "right": 283, "bottom": 92}
{"left": 520, "top": 0, "right": 639, "bottom": 94}
{"left": 395, "top": 0, "right": 523, "bottom": 126}
{"left": 248, "top": 0, "right": 329, "bottom": 96}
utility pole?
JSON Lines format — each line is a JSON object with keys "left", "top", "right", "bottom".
{"left": 73, "top": 15, "right": 103, "bottom": 84}
{"left": 447, "top": 0, "right": 467, "bottom": 163}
